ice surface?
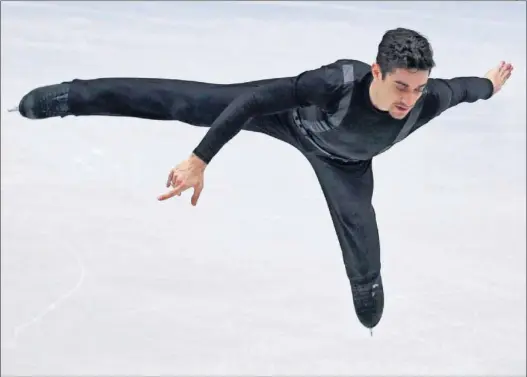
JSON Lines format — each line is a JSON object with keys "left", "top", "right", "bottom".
{"left": 1, "top": 1, "right": 526, "bottom": 375}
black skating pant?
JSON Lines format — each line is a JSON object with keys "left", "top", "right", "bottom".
{"left": 66, "top": 77, "right": 383, "bottom": 327}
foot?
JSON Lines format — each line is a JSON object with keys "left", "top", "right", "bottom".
{"left": 351, "top": 273, "right": 384, "bottom": 329}
{"left": 16, "top": 82, "right": 72, "bottom": 119}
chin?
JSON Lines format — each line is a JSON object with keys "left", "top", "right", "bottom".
{"left": 389, "top": 103, "right": 413, "bottom": 119}
{"left": 389, "top": 109, "right": 409, "bottom": 119}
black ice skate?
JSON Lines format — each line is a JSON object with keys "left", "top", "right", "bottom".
{"left": 10, "top": 82, "right": 71, "bottom": 119}
{"left": 351, "top": 273, "right": 384, "bottom": 329}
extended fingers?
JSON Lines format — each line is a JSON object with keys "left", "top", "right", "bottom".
{"left": 158, "top": 188, "right": 180, "bottom": 201}
{"left": 500, "top": 62, "right": 514, "bottom": 78}
{"left": 158, "top": 182, "right": 187, "bottom": 201}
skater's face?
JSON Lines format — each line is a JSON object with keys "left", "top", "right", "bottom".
{"left": 371, "top": 64, "right": 429, "bottom": 119}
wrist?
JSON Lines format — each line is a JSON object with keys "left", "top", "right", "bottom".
{"left": 190, "top": 153, "right": 208, "bottom": 170}
{"left": 483, "top": 77, "right": 495, "bottom": 98}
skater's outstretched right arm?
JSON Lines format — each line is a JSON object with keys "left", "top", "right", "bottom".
{"left": 158, "top": 61, "right": 351, "bottom": 204}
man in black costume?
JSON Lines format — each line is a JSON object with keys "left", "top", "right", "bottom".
{"left": 13, "top": 28, "right": 514, "bottom": 330}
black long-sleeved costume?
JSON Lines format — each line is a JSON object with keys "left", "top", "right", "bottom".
{"left": 47, "top": 58, "right": 494, "bottom": 328}
{"left": 192, "top": 59, "right": 493, "bottom": 164}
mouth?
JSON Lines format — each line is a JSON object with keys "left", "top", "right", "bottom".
{"left": 394, "top": 104, "right": 410, "bottom": 112}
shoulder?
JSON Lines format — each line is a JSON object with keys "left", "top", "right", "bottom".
{"left": 292, "top": 59, "right": 369, "bottom": 110}
{"left": 425, "top": 78, "right": 453, "bottom": 97}
{"left": 315, "top": 59, "right": 370, "bottom": 82}
{"left": 420, "top": 78, "right": 454, "bottom": 118}
{"left": 334, "top": 59, "right": 371, "bottom": 79}
{"left": 298, "top": 59, "right": 368, "bottom": 84}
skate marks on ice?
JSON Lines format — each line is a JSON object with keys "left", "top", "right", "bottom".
{"left": 1, "top": 146, "right": 102, "bottom": 350}
{"left": 2, "top": 233, "right": 86, "bottom": 350}
{"left": 0, "top": 147, "right": 176, "bottom": 356}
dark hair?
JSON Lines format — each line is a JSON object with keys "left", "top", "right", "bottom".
{"left": 376, "top": 28, "right": 435, "bottom": 78}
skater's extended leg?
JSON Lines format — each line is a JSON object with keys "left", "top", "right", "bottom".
{"left": 15, "top": 76, "right": 305, "bottom": 148}
{"left": 309, "top": 155, "right": 384, "bottom": 329}
{"left": 15, "top": 76, "right": 283, "bottom": 123}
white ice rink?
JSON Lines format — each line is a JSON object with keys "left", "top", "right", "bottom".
{"left": 1, "top": 1, "right": 526, "bottom": 375}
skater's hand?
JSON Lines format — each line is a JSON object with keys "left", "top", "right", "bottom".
{"left": 157, "top": 154, "right": 207, "bottom": 205}
{"left": 485, "top": 61, "right": 514, "bottom": 95}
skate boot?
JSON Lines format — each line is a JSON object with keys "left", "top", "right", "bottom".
{"left": 13, "top": 82, "right": 72, "bottom": 119}
{"left": 351, "top": 273, "right": 384, "bottom": 329}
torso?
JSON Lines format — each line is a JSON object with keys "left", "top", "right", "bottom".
{"left": 289, "top": 59, "right": 437, "bottom": 162}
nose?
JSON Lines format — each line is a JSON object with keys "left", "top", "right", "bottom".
{"left": 401, "top": 92, "right": 421, "bottom": 107}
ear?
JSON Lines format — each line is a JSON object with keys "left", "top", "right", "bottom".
{"left": 371, "top": 63, "right": 383, "bottom": 81}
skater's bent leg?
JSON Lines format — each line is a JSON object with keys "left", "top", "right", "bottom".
{"left": 309, "top": 156, "right": 384, "bottom": 329}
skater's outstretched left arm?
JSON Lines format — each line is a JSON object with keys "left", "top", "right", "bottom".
{"left": 427, "top": 61, "right": 513, "bottom": 116}
{"left": 157, "top": 62, "right": 348, "bottom": 204}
